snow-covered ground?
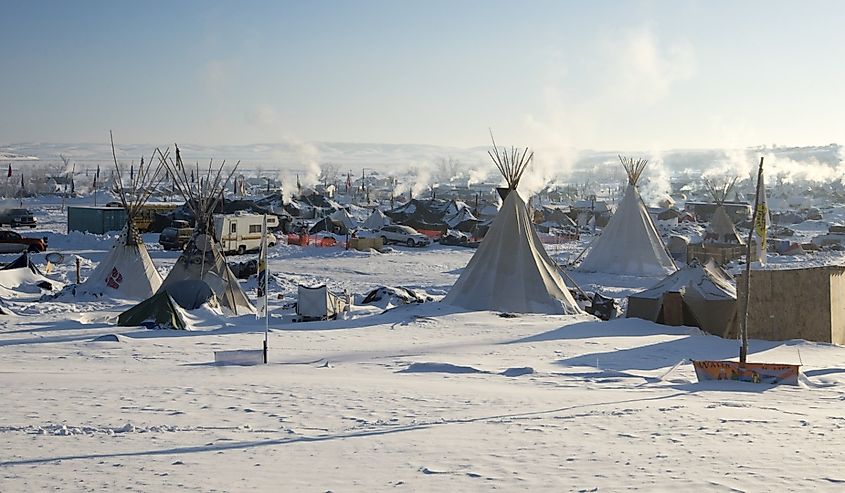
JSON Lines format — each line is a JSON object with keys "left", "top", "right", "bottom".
{"left": 2, "top": 198, "right": 845, "bottom": 491}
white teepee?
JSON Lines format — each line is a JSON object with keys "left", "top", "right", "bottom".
{"left": 362, "top": 209, "right": 390, "bottom": 230}
{"left": 76, "top": 134, "right": 164, "bottom": 299}
{"left": 703, "top": 178, "right": 744, "bottom": 245}
{"left": 443, "top": 139, "right": 582, "bottom": 315}
{"left": 157, "top": 146, "right": 255, "bottom": 315}
{"left": 577, "top": 157, "right": 677, "bottom": 277}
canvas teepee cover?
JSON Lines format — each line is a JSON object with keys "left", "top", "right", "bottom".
{"left": 443, "top": 139, "right": 582, "bottom": 315}
{"left": 158, "top": 146, "right": 255, "bottom": 315}
{"left": 703, "top": 178, "right": 744, "bottom": 245}
{"left": 76, "top": 135, "right": 164, "bottom": 299}
{"left": 577, "top": 157, "right": 676, "bottom": 277}
{"left": 362, "top": 209, "right": 390, "bottom": 230}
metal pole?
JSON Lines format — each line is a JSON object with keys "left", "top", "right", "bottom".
{"left": 740, "top": 157, "right": 765, "bottom": 364}
{"left": 263, "top": 213, "right": 269, "bottom": 364}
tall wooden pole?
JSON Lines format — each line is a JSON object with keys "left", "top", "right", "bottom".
{"left": 740, "top": 156, "right": 765, "bottom": 364}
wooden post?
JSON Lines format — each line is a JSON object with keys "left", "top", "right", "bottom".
{"left": 740, "top": 157, "right": 765, "bottom": 364}
{"left": 75, "top": 257, "right": 81, "bottom": 284}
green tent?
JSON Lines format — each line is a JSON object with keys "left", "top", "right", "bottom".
{"left": 117, "top": 291, "right": 188, "bottom": 330}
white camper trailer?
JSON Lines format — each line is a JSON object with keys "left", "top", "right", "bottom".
{"left": 214, "top": 213, "right": 279, "bottom": 255}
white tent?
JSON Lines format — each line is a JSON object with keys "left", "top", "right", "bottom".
{"left": 362, "top": 209, "right": 390, "bottom": 230}
{"left": 79, "top": 227, "right": 163, "bottom": 299}
{"left": 444, "top": 140, "right": 582, "bottom": 315}
{"left": 157, "top": 146, "right": 255, "bottom": 316}
{"left": 296, "top": 284, "right": 347, "bottom": 320}
{"left": 76, "top": 136, "right": 164, "bottom": 299}
{"left": 577, "top": 157, "right": 676, "bottom": 277}
{"left": 703, "top": 178, "right": 744, "bottom": 245}
{"left": 329, "top": 208, "right": 358, "bottom": 230}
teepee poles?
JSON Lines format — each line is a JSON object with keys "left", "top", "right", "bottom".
{"left": 109, "top": 131, "right": 169, "bottom": 244}
{"left": 488, "top": 130, "right": 532, "bottom": 190}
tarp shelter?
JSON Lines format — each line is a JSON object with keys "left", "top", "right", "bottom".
{"left": 296, "top": 285, "right": 346, "bottom": 321}
{"left": 627, "top": 259, "right": 737, "bottom": 337}
{"left": 309, "top": 216, "right": 349, "bottom": 235}
{"left": 117, "top": 290, "right": 188, "bottom": 330}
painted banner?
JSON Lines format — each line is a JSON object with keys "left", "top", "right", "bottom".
{"left": 692, "top": 360, "right": 800, "bottom": 386}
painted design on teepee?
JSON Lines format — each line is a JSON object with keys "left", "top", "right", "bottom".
{"left": 576, "top": 156, "right": 677, "bottom": 277}
{"left": 443, "top": 134, "right": 582, "bottom": 315}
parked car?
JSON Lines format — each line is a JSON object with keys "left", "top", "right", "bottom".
{"left": 0, "top": 230, "right": 47, "bottom": 253}
{"left": 0, "top": 208, "right": 36, "bottom": 228}
{"left": 379, "top": 225, "right": 431, "bottom": 247}
{"left": 159, "top": 220, "right": 194, "bottom": 251}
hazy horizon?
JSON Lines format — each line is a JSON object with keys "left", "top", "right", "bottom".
{"left": 3, "top": 1, "right": 845, "bottom": 152}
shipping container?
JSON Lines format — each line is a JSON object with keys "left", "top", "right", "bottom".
{"left": 67, "top": 206, "right": 127, "bottom": 234}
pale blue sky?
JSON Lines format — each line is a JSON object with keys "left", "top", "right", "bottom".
{"left": 1, "top": 0, "right": 843, "bottom": 150}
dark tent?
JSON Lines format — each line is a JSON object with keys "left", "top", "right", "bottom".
{"left": 118, "top": 291, "right": 188, "bottom": 330}
{"left": 2, "top": 251, "right": 41, "bottom": 275}
{"left": 309, "top": 217, "right": 349, "bottom": 235}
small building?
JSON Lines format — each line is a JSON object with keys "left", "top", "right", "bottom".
{"left": 68, "top": 206, "right": 127, "bottom": 234}
{"left": 734, "top": 266, "right": 845, "bottom": 344}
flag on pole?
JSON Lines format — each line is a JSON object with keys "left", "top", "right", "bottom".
{"left": 256, "top": 214, "right": 269, "bottom": 318}
{"left": 96, "top": 164, "right": 100, "bottom": 179}
{"left": 753, "top": 168, "right": 770, "bottom": 265}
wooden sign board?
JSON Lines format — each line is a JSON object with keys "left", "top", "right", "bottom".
{"left": 692, "top": 360, "right": 800, "bottom": 386}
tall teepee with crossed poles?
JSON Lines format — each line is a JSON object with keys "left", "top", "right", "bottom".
{"left": 76, "top": 133, "right": 165, "bottom": 299}
{"left": 156, "top": 145, "right": 255, "bottom": 315}
{"left": 576, "top": 156, "right": 677, "bottom": 277}
{"left": 443, "top": 135, "right": 582, "bottom": 314}
{"left": 703, "top": 177, "right": 744, "bottom": 245}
